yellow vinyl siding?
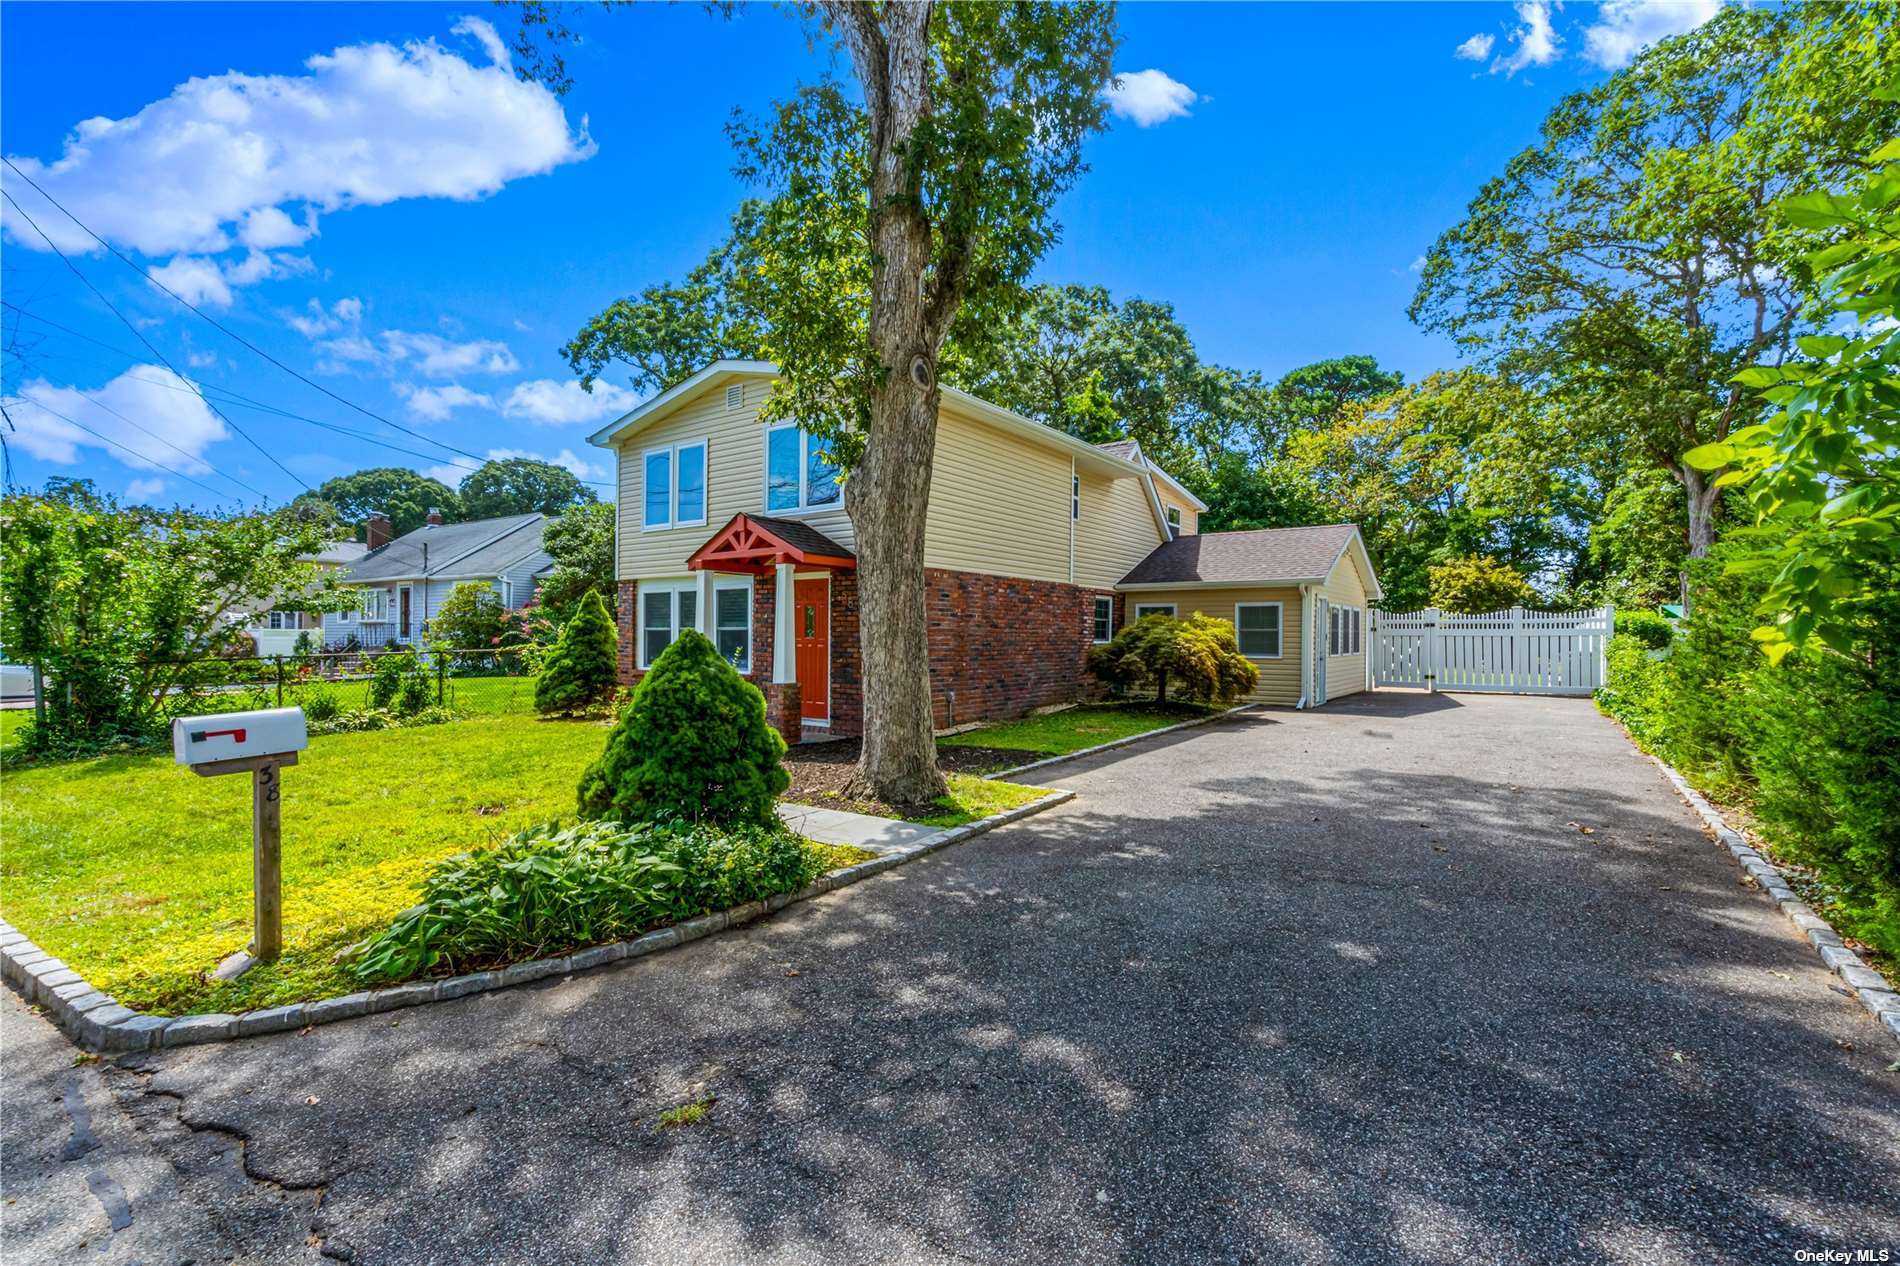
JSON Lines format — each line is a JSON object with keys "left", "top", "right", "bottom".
{"left": 921, "top": 403, "right": 1073, "bottom": 584}
{"left": 1120, "top": 586, "right": 1305, "bottom": 706}
{"left": 1156, "top": 485, "right": 1198, "bottom": 536}
{"left": 1075, "top": 471, "right": 1166, "bottom": 590}
{"left": 1319, "top": 550, "right": 1370, "bottom": 699}
{"left": 615, "top": 375, "right": 853, "bottom": 580}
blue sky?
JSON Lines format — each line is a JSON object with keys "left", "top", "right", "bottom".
{"left": 0, "top": 1, "right": 1720, "bottom": 510}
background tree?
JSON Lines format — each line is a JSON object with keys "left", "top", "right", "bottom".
{"left": 458, "top": 458, "right": 597, "bottom": 519}
{"left": 1411, "top": 4, "right": 1900, "bottom": 560}
{"left": 535, "top": 589, "right": 619, "bottom": 715}
{"left": 0, "top": 480, "right": 349, "bottom": 751}
{"left": 537, "top": 500, "right": 616, "bottom": 612}
{"left": 523, "top": 2, "right": 1118, "bottom": 803}
{"left": 1427, "top": 555, "right": 1540, "bottom": 613}
{"left": 303, "top": 468, "right": 461, "bottom": 538}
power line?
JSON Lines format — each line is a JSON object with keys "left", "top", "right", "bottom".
{"left": 4, "top": 158, "right": 504, "bottom": 473}
{"left": 0, "top": 186, "right": 310, "bottom": 494}
{"left": 5, "top": 395, "right": 238, "bottom": 503}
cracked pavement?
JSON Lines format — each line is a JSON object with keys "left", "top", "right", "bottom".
{"left": 3, "top": 693, "right": 1897, "bottom": 1264}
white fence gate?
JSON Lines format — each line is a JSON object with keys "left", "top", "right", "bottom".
{"left": 1371, "top": 606, "right": 1613, "bottom": 696}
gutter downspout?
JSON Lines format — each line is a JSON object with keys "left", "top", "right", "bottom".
{"left": 1295, "top": 583, "right": 1314, "bottom": 709}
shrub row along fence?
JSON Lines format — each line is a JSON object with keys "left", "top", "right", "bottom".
{"left": 20, "top": 647, "right": 541, "bottom": 733}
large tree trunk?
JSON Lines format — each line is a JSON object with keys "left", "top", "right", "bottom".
{"left": 835, "top": 0, "right": 950, "bottom": 805}
{"left": 1682, "top": 464, "right": 1721, "bottom": 558}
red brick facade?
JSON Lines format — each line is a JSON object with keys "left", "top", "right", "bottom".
{"left": 619, "top": 570, "right": 1116, "bottom": 738}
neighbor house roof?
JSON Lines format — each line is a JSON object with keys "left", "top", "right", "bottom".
{"left": 1118, "top": 524, "right": 1381, "bottom": 597}
{"left": 342, "top": 513, "right": 546, "bottom": 584}
{"left": 313, "top": 541, "right": 369, "bottom": 566}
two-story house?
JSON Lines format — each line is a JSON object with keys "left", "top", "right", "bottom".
{"left": 588, "top": 360, "right": 1381, "bottom": 741}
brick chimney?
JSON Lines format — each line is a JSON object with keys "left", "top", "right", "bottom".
{"left": 365, "top": 511, "right": 393, "bottom": 550}
{"left": 425, "top": 507, "right": 444, "bottom": 526}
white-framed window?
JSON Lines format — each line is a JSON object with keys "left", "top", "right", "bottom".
{"left": 1134, "top": 602, "right": 1176, "bottom": 620}
{"left": 1091, "top": 596, "right": 1114, "bottom": 643}
{"left": 764, "top": 424, "right": 841, "bottom": 513}
{"left": 1072, "top": 473, "right": 1081, "bottom": 521}
{"left": 1166, "top": 505, "right": 1183, "bottom": 535}
{"left": 639, "top": 581, "right": 699, "bottom": 668}
{"left": 1328, "top": 605, "right": 1363, "bottom": 655}
{"left": 1235, "top": 602, "right": 1283, "bottom": 659}
{"left": 642, "top": 439, "right": 708, "bottom": 530}
{"left": 360, "top": 589, "right": 388, "bottom": 621}
{"left": 714, "top": 579, "right": 752, "bottom": 672}
{"left": 267, "top": 611, "right": 292, "bottom": 630}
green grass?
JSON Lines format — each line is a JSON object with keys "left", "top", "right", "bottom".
{"left": 3, "top": 713, "right": 613, "bottom": 1015}
{"left": 658, "top": 1097, "right": 715, "bottom": 1129}
{"left": 938, "top": 701, "right": 1217, "bottom": 758}
{"left": 910, "top": 774, "right": 1049, "bottom": 828}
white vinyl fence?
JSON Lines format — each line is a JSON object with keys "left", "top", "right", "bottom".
{"left": 1371, "top": 606, "right": 1613, "bottom": 696}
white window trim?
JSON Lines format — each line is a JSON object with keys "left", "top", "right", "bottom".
{"left": 1134, "top": 603, "right": 1176, "bottom": 620}
{"left": 1166, "top": 505, "right": 1183, "bottom": 532}
{"left": 1235, "top": 601, "right": 1284, "bottom": 660}
{"left": 761, "top": 423, "right": 842, "bottom": 516}
{"left": 1072, "top": 473, "right": 1081, "bottom": 521}
{"left": 637, "top": 579, "right": 701, "bottom": 669}
{"left": 1091, "top": 595, "right": 1114, "bottom": 643}
{"left": 640, "top": 437, "right": 709, "bottom": 532}
{"left": 712, "top": 576, "right": 754, "bottom": 673}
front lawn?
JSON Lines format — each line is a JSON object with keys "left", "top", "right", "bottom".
{"left": 1, "top": 713, "right": 867, "bottom": 1016}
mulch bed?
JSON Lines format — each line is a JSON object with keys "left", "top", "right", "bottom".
{"left": 782, "top": 737, "right": 1051, "bottom": 820}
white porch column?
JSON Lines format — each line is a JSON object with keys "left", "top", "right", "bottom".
{"left": 696, "top": 569, "right": 715, "bottom": 638}
{"left": 772, "top": 562, "right": 796, "bottom": 683}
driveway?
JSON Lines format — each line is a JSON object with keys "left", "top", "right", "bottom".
{"left": 5, "top": 693, "right": 1897, "bottom": 1264}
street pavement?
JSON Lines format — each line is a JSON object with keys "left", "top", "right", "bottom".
{"left": 3, "top": 692, "right": 1896, "bottom": 1264}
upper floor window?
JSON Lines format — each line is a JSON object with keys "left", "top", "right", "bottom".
{"left": 766, "top": 424, "right": 841, "bottom": 513}
{"left": 1072, "top": 473, "right": 1081, "bottom": 521}
{"left": 1166, "top": 505, "right": 1183, "bottom": 536}
{"left": 643, "top": 440, "right": 708, "bottom": 530}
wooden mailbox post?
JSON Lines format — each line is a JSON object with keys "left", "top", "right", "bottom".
{"left": 172, "top": 707, "right": 308, "bottom": 976}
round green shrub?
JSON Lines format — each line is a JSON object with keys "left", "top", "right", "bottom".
{"left": 577, "top": 629, "right": 789, "bottom": 826}
{"left": 534, "top": 589, "right": 619, "bottom": 714}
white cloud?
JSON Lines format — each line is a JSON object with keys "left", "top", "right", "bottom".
{"left": 186, "top": 349, "right": 219, "bottom": 369}
{"left": 4, "top": 366, "right": 225, "bottom": 472}
{"left": 314, "top": 327, "right": 517, "bottom": 378}
{"left": 1491, "top": 1, "right": 1562, "bottom": 76}
{"left": 1582, "top": 0, "right": 1721, "bottom": 70}
{"left": 1408, "top": 255, "right": 1427, "bottom": 273}
{"left": 423, "top": 446, "right": 605, "bottom": 487}
{"left": 0, "top": 17, "right": 592, "bottom": 295}
{"left": 125, "top": 477, "right": 167, "bottom": 502}
{"left": 500, "top": 378, "right": 636, "bottom": 427}
{"left": 148, "top": 256, "right": 232, "bottom": 308}
{"left": 399, "top": 382, "right": 494, "bottom": 421}
{"left": 1454, "top": 33, "right": 1496, "bottom": 62}
{"left": 286, "top": 295, "right": 361, "bottom": 338}
{"left": 1103, "top": 69, "right": 1201, "bottom": 128}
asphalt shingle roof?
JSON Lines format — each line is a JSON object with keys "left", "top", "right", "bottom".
{"left": 1095, "top": 439, "right": 1141, "bottom": 461}
{"left": 1119, "top": 524, "right": 1360, "bottom": 586}
{"left": 749, "top": 514, "right": 854, "bottom": 560}
{"left": 343, "top": 513, "right": 545, "bottom": 583}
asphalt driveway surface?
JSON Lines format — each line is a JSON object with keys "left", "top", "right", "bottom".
{"left": 4, "top": 692, "right": 1896, "bottom": 1265}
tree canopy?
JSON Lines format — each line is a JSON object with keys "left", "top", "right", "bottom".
{"left": 302, "top": 468, "right": 461, "bottom": 539}
{"left": 457, "top": 458, "right": 597, "bottom": 520}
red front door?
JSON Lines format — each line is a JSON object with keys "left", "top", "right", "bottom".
{"left": 794, "top": 578, "right": 829, "bottom": 722}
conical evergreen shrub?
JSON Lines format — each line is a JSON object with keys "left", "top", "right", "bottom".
{"left": 577, "top": 629, "right": 789, "bottom": 826}
{"left": 534, "top": 590, "right": 620, "bottom": 715}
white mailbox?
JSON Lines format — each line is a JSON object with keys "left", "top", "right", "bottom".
{"left": 172, "top": 707, "right": 308, "bottom": 767}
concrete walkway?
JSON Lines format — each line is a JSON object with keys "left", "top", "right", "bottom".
{"left": 3, "top": 694, "right": 1895, "bottom": 1264}
{"left": 776, "top": 801, "right": 948, "bottom": 854}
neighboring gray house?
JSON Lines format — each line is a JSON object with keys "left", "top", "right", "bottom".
{"left": 236, "top": 539, "right": 370, "bottom": 657}
{"left": 325, "top": 510, "right": 553, "bottom": 648}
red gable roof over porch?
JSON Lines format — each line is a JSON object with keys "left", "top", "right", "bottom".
{"left": 686, "top": 513, "right": 857, "bottom": 575}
